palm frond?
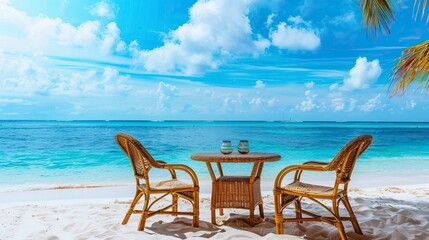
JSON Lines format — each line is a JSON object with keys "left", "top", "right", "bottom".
{"left": 413, "top": 0, "right": 429, "bottom": 22}
{"left": 359, "top": 0, "right": 396, "bottom": 37}
{"left": 390, "top": 40, "right": 429, "bottom": 95}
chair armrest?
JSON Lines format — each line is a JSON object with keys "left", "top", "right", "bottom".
{"left": 274, "top": 164, "right": 327, "bottom": 190}
{"left": 303, "top": 161, "right": 330, "bottom": 166}
{"left": 156, "top": 160, "right": 167, "bottom": 166}
{"left": 164, "top": 164, "right": 199, "bottom": 187}
{"left": 295, "top": 161, "right": 330, "bottom": 182}
{"left": 155, "top": 160, "right": 177, "bottom": 179}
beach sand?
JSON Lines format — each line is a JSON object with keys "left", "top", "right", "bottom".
{"left": 1, "top": 184, "right": 428, "bottom": 240}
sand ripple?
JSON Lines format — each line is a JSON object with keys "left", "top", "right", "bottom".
{"left": 0, "top": 185, "right": 428, "bottom": 239}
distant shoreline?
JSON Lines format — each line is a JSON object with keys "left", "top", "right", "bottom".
{"left": 1, "top": 120, "right": 428, "bottom": 123}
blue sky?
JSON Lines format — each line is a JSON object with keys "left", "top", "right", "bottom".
{"left": 0, "top": 0, "right": 428, "bottom": 121}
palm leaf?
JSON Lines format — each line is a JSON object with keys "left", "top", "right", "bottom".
{"left": 390, "top": 40, "right": 429, "bottom": 95}
{"left": 359, "top": 0, "right": 396, "bottom": 37}
{"left": 413, "top": 0, "right": 429, "bottom": 22}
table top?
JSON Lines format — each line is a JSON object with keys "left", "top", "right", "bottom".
{"left": 190, "top": 152, "right": 281, "bottom": 163}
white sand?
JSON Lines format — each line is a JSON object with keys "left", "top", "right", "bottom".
{"left": 1, "top": 184, "right": 428, "bottom": 240}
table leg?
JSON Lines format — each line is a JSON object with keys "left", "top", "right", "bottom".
{"left": 250, "top": 162, "right": 265, "bottom": 222}
{"left": 211, "top": 208, "right": 216, "bottom": 224}
{"left": 259, "top": 203, "right": 264, "bottom": 218}
{"left": 250, "top": 208, "right": 255, "bottom": 222}
{"left": 206, "top": 162, "right": 217, "bottom": 181}
{"left": 256, "top": 162, "right": 265, "bottom": 219}
{"left": 206, "top": 162, "right": 218, "bottom": 224}
{"left": 216, "top": 163, "right": 224, "bottom": 216}
{"left": 216, "top": 162, "right": 224, "bottom": 177}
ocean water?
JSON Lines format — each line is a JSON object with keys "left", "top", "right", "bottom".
{"left": 0, "top": 121, "right": 428, "bottom": 192}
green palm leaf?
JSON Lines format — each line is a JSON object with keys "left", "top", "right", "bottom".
{"left": 390, "top": 40, "right": 429, "bottom": 95}
{"left": 359, "top": 0, "right": 396, "bottom": 37}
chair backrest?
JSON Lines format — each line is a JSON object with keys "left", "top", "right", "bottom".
{"left": 115, "top": 133, "right": 161, "bottom": 179}
{"left": 326, "top": 134, "right": 373, "bottom": 184}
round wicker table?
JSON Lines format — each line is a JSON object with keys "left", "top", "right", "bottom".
{"left": 190, "top": 152, "right": 281, "bottom": 224}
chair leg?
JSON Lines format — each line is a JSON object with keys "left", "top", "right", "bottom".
{"left": 219, "top": 208, "right": 224, "bottom": 216}
{"left": 249, "top": 208, "right": 255, "bottom": 222}
{"left": 193, "top": 191, "right": 199, "bottom": 227}
{"left": 172, "top": 194, "right": 178, "bottom": 216}
{"left": 137, "top": 193, "right": 150, "bottom": 231}
{"left": 122, "top": 190, "right": 144, "bottom": 225}
{"left": 211, "top": 181, "right": 217, "bottom": 224}
{"left": 211, "top": 208, "right": 216, "bottom": 224}
{"left": 333, "top": 200, "right": 347, "bottom": 240}
{"left": 258, "top": 203, "right": 264, "bottom": 218}
{"left": 341, "top": 196, "right": 363, "bottom": 234}
{"left": 274, "top": 192, "right": 284, "bottom": 234}
{"left": 294, "top": 199, "right": 302, "bottom": 223}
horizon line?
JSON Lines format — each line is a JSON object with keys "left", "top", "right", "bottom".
{"left": 0, "top": 120, "right": 428, "bottom": 123}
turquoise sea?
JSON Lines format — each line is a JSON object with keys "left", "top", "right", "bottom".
{"left": 1, "top": 121, "right": 428, "bottom": 192}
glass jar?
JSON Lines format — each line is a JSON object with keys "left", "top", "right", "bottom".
{"left": 220, "top": 140, "right": 233, "bottom": 154}
{"left": 238, "top": 140, "right": 249, "bottom": 154}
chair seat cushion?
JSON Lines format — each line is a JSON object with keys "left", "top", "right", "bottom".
{"left": 283, "top": 181, "right": 343, "bottom": 196}
{"left": 145, "top": 179, "right": 194, "bottom": 191}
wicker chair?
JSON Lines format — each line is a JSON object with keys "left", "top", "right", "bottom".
{"left": 115, "top": 133, "right": 199, "bottom": 231}
{"left": 273, "top": 134, "right": 373, "bottom": 240}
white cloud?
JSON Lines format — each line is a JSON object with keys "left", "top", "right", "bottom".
{"left": 405, "top": 99, "right": 416, "bottom": 110}
{"left": 331, "top": 11, "right": 356, "bottom": 26}
{"left": 133, "top": 0, "right": 270, "bottom": 75}
{"left": 250, "top": 97, "right": 263, "bottom": 106}
{"left": 221, "top": 97, "right": 234, "bottom": 112}
{"left": 249, "top": 96, "right": 277, "bottom": 108}
{"left": 0, "top": 53, "right": 131, "bottom": 97}
{"left": 0, "top": 2, "right": 125, "bottom": 55}
{"left": 237, "top": 93, "right": 243, "bottom": 105}
{"left": 297, "top": 99, "right": 315, "bottom": 112}
{"left": 399, "top": 36, "right": 420, "bottom": 42}
{"left": 267, "top": 97, "right": 277, "bottom": 107}
{"left": 295, "top": 90, "right": 317, "bottom": 112}
{"left": 56, "top": 21, "right": 100, "bottom": 47}
{"left": 311, "top": 70, "right": 347, "bottom": 78}
{"left": 98, "top": 67, "right": 131, "bottom": 92}
{"left": 348, "top": 98, "right": 357, "bottom": 112}
{"left": 266, "top": 13, "right": 275, "bottom": 27}
{"left": 51, "top": 68, "right": 131, "bottom": 96}
{"left": 305, "top": 81, "right": 314, "bottom": 88}
{"left": 296, "top": 0, "right": 312, "bottom": 16}
{"left": 360, "top": 94, "right": 382, "bottom": 112}
{"left": 287, "top": 16, "right": 311, "bottom": 27}
{"left": 0, "top": 98, "right": 24, "bottom": 104}
{"left": 334, "top": 57, "right": 382, "bottom": 91}
{"left": 195, "top": 87, "right": 281, "bottom": 114}
{"left": 255, "top": 80, "right": 266, "bottom": 89}
{"left": 331, "top": 97, "right": 345, "bottom": 111}
{"left": 90, "top": 0, "right": 116, "bottom": 18}
{"left": 270, "top": 21, "right": 320, "bottom": 51}
{"left": 0, "top": 55, "right": 50, "bottom": 95}
{"left": 100, "top": 22, "right": 126, "bottom": 54}
{"left": 4, "top": 112, "right": 21, "bottom": 116}
{"left": 0, "top": 1, "right": 29, "bottom": 27}
{"left": 328, "top": 92, "right": 358, "bottom": 112}
{"left": 157, "top": 82, "right": 179, "bottom": 110}
{"left": 329, "top": 83, "right": 339, "bottom": 91}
